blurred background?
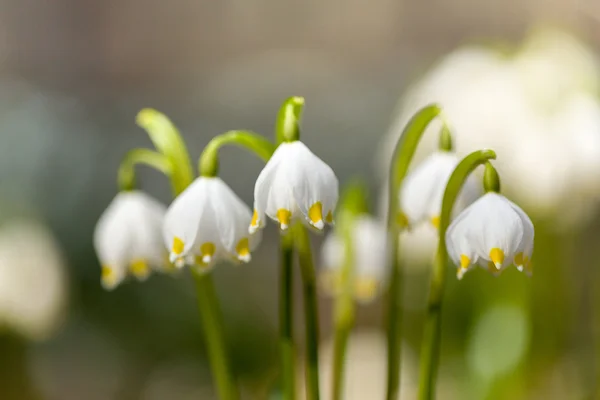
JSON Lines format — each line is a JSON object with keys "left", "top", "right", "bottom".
{"left": 2, "top": 0, "right": 600, "bottom": 399}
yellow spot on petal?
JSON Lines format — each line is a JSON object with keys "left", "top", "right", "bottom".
{"left": 172, "top": 237, "right": 184, "bottom": 255}
{"left": 325, "top": 211, "right": 334, "bottom": 224}
{"left": 194, "top": 255, "right": 211, "bottom": 268}
{"left": 308, "top": 202, "right": 324, "bottom": 227}
{"left": 489, "top": 247, "right": 504, "bottom": 269}
{"left": 250, "top": 209, "right": 259, "bottom": 227}
{"left": 277, "top": 209, "right": 292, "bottom": 229}
{"left": 397, "top": 212, "right": 409, "bottom": 228}
{"left": 200, "top": 242, "right": 216, "bottom": 263}
{"left": 431, "top": 216, "right": 440, "bottom": 229}
{"left": 460, "top": 254, "right": 470, "bottom": 269}
{"left": 236, "top": 238, "right": 251, "bottom": 262}
{"left": 354, "top": 278, "right": 379, "bottom": 302}
{"left": 524, "top": 258, "right": 533, "bottom": 276}
{"left": 101, "top": 265, "right": 117, "bottom": 288}
{"left": 129, "top": 259, "right": 150, "bottom": 279}
{"left": 514, "top": 252, "right": 524, "bottom": 266}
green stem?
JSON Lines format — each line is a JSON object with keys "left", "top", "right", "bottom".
{"left": 198, "top": 130, "right": 276, "bottom": 177}
{"left": 417, "top": 150, "right": 496, "bottom": 400}
{"left": 294, "top": 224, "right": 321, "bottom": 400}
{"left": 385, "top": 104, "right": 443, "bottom": 400}
{"left": 276, "top": 97, "right": 305, "bottom": 144}
{"left": 331, "top": 212, "right": 356, "bottom": 400}
{"left": 135, "top": 108, "right": 238, "bottom": 399}
{"left": 193, "top": 273, "right": 240, "bottom": 400}
{"left": 280, "top": 232, "right": 296, "bottom": 400}
{"left": 136, "top": 108, "right": 194, "bottom": 194}
{"left": 117, "top": 148, "right": 172, "bottom": 192}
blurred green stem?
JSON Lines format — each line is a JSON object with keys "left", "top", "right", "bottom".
{"left": 294, "top": 224, "right": 321, "bottom": 400}
{"left": 331, "top": 212, "right": 356, "bottom": 400}
{"left": 137, "top": 108, "right": 238, "bottom": 399}
{"left": 417, "top": 150, "right": 496, "bottom": 400}
{"left": 0, "top": 334, "right": 40, "bottom": 400}
{"left": 280, "top": 232, "right": 296, "bottom": 400}
{"left": 385, "top": 105, "right": 442, "bottom": 400}
{"left": 117, "top": 148, "right": 172, "bottom": 192}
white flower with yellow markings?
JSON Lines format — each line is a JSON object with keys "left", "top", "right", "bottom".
{"left": 320, "top": 216, "right": 389, "bottom": 303}
{"left": 446, "top": 192, "right": 534, "bottom": 279}
{"left": 250, "top": 141, "right": 338, "bottom": 233}
{"left": 164, "top": 177, "right": 260, "bottom": 272}
{"left": 399, "top": 151, "right": 479, "bottom": 229}
{"left": 94, "top": 191, "right": 167, "bottom": 290}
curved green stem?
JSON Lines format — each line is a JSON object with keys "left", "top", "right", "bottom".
{"left": 117, "top": 148, "right": 173, "bottom": 192}
{"left": 294, "top": 223, "right": 321, "bottom": 400}
{"left": 136, "top": 108, "right": 194, "bottom": 194}
{"left": 417, "top": 149, "right": 496, "bottom": 400}
{"left": 276, "top": 97, "right": 305, "bottom": 144}
{"left": 135, "top": 108, "right": 238, "bottom": 400}
{"left": 280, "top": 232, "right": 296, "bottom": 400}
{"left": 198, "top": 130, "right": 276, "bottom": 177}
{"left": 385, "top": 104, "right": 442, "bottom": 400}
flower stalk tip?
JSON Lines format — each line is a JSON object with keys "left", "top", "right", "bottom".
{"left": 276, "top": 96, "right": 305, "bottom": 143}
{"left": 483, "top": 161, "right": 501, "bottom": 193}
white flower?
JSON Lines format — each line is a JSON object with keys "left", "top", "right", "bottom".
{"left": 320, "top": 216, "right": 389, "bottom": 303}
{"left": 445, "top": 192, "right": 534, "bottom": 279}
{"left": 250, "top": 141, "right": 338, "bottom": 232}
{"left": 94, "top": 191, "right": 167, "bottom": 290}
{"left": 399, "top": 151, "right": 480, "bottom": 229}
{"left": 164, "top": 177, "right": 260, "bottom": 272}
{"left": 0, "top": 220, "right": 68, "bottom": 340}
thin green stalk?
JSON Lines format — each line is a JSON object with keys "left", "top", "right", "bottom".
{"left": 331, "top": 212, "right": 355, "bottom": 400}
{"left": 417, "top": 150, "right": 496, "bottom": 400}
{"left": 117, "top": 148, "right": 172, "bottom": 192}
{"left": 294, "top": 223, "right": 321, "bottom": 400}
{"left": 385, "top": 105, "right": 442, "bottom": 400}
{"left": 135, "top": 109, "right": 238, "bottom": 399}
{"left": 280, "top": 232, "right": 296, "bottom": 400}
{"left": 193, "top": 273, "right": 239, "bottom": 400}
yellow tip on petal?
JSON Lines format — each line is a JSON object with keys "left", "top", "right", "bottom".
{"left": 250, "top": 209, "right": 259, "bottom": 228}
{"left": 431, "top": 216, "right": 440, "bottom": 229}
{"left": 514, "top": 252, "right": 524, "bottom": 268}
{"left": 489, "top": 247, "right": 504, "bottom": 269}
{"left": 129, "top": 259, "right": 150, "bottom": 280}
{"left": 397, "top": 212, "right": 409, "bottom": 228}
{"left": 325, "top": 211, "right": 334, "bottom": 224}
{"left": 101, "top": 265, "right": 117, "bottom": 289}
{"left": 308, "top": 202, "right": 324, "bottom": 229}
{"left": 354, "top": 278, "right": 379, "bottom": 302}
{"left": 172, "top": 237, "right": 185, "bottom": 255}
{"left": 200, "top": 242, "right": 216, "bottom": 264}
{"left": 457, "top": 267, "right": 465, "bottom": 280}
{"left": 277, "top": 209, "right": 292, "bottom": 230}
{"left": 236, "top": 238, "right": 251, "bottom": 263}
{"left": 460, "top": 254, "right": 470, "bottom": 269}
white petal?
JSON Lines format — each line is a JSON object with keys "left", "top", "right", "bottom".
{"left": 251, "top": 144, "right": 287, "bottom": 233}
{"left": 94, "top": 192, "right": 136, "bottom": 269}
{"left": 445, "top": 206, "right": 478, "bottom": 271}
{"left": 163, "top": 178, "right": 208, "bottom": 263}
{"left": 265, "top": 162, "right": 298, "bottom": 231}
{"left": 400, "top": 152, "right": 459, "bottom": 226}
{"left": 507, "top": 199, "right": 534, "bottom": 269}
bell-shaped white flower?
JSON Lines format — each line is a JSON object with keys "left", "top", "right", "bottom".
{"left": 164, "top": 177, "right": 260, "bottom": 272}
{"left": 250, "top": 141, "right": 338, "bottom": 233}
{"left": 399, "top": 151, "right": 480, "bottom": 229}
{"left": 445, "top": 192, "right": 534, "bottom": 279}
{"left": 94, "top": 191, "right": 167, "bottom": 290}
{"left": 320, "top": 216, "right": 389, "bottom": 303}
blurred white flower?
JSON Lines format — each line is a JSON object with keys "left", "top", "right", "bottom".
{"left": 381, "top": 27, "right": 600, "bottom": 228}
{"left": 320, "top": 215, "right": 389, "bottom": 303}
{"left": 0, "top": 220, "right": 68, "bottom": 340}
{"left": 250, "top": 141, "right": 338, "bottom": 232}
{"left": 164, "top": 177, "right": 260, "bottom": 273}
{"left": 400, "top": 151, "right": 480, "bottom": 229}
{"left": 446, "top": 193, "right": 534, "bottom": 279}
{"left": 94, "top": 191, "right": 167, "bottom": 290}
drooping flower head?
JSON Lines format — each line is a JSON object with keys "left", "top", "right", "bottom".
{"left": 445, "top": 163, "right": 534, "bottom": 279}
{"left": 400, "top": 150, "right": 480, "bottom": 229}
{"left": 164, "top": 177, "right": 260, "bottom": 272}
{"left": 320, "top": 216, "right": 389, "bottom": 303}
{"left": 94, "top": 191, "right": 167, "bottom": 290}
{"left": 250, "top": 140, "right": 339, "bottom": 233}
